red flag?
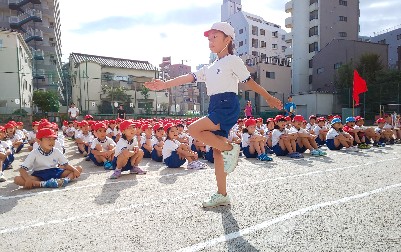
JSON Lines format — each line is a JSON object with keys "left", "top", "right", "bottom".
{"left": 353, "top": 70, "right": 368, "bottom": 106}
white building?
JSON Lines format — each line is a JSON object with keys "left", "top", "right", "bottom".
{"left": 0, "top": 29, "right": 33, "bottom": 114}
{"left": 70, "top": 53, "right": 169, "bottom": 115}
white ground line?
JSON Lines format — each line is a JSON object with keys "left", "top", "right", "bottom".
{"left": 177, "top": 182, "right": 401, "bottom": 252}
{"left": 0, "top": 157, "right": 399, "bottom": 234}
{"left": 0, "top": 157, "right": 398, "bottom": 201}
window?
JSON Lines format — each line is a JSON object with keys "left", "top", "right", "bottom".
{"left": 261, "top": 41, "right": 266, "bottom": 48}
{"left": 252, "top": 38, "right": 259, "bottom": 48}
{"left": 309, "top": 42, "right": 318, "bottom": 53}
{"left": 339, "top": 0, "right": 347, "bottom": 6}
{"left": 378, "top": 39, "right": 386, "bottom": 44}
{"left": 239, "top": 28, "right": 244, "bottom": 34}
{"left": 49, "top": 38, "right": 54, "bottom": 41}
{"left": 239, "top": 41, "right": 244, "bottom": 47}
{"left": 397, "top": 34, "right": 401, "bottom": 40}
{"left": 339, "top": 32, "right": 347, "bottom": 37}
{"left": 317, "top": 67, "right": 325, "bottom": 74}
{"left": 339, "top": 16, "right": 348, "bottom": 21}
{"left": 309, "top": 59, "right": 313, "bottom": 68}
{"left": 334, "top": 62, "right": 342, "bottom": 69}
{"left": 272, "top": 44, "right": 278, "bottom": 50}
{"left": 266, "top": 72, "right": 275, "bottom": 79}
{"left": 251, "top": 26, "right": 258, "bottom": 36}
{"left": 310, "top": 10, "right": 318, "bottom": 21}
{"left": 245, "top": 91, "right": 249, "bottom": 101}
{"left": 251, "top": 51, "right": 258, "bottom": 56}
{"left": 309, "top": 75, "right": 313, "bottom": 84}
{"left": 309, "top": 26, "right": 318, "bottom": 37}
{"left": 260, "top": 29, "right": 265, "bottom": 36}
{"left": 310, "top": 0, "right": 318, "bottom": 4}
{"left": 272, "top": 31, "right": 278, "bottom": 38}
{"left": 261, "top": 53, "right": 266, "bottom": 60}
{"left": 282, "top": 46, "right": 287, "bottom": 52}
{"left": 51, "top": 43, "right": 56, "bottom": 47}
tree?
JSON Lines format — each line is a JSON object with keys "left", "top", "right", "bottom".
{"left": 32, "top": 90, "right": 60, "bottom": 113}
{"left": 140, "top": 85, "right": 153, "bottom": 114}
{"left": 356, "top": 53, "right": 383, "bottom": 85}
{"left": 101, "top": 85, "right": 133, "bottom": 114}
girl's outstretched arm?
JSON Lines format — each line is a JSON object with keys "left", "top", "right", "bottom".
{"left": 144, "top": 74, "right": 195, "bottom": 91}
{"left": 243, "top": 78, "right": 283, "bottom": 110}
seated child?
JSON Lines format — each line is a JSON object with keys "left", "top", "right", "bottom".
{"left": 151, "top": 124, "right": 165, "bottom": 162}
{"left": 326, "top": 118, "right": 358, "bottom": 151}
{"left": 191, "top": 139, "right": 207, "bottom": 159}
{"left": 27, "top": 121, "right": 39, "bottom": 151}
{"left": 176, "top": 123, "right": 190, "bottom": 144}
{"left": 354, "top": 116, "right": 383, "bottom": 147}
{"left": 14, "top": 128, "right": 82, "bottom": 189}
{"left": 162, "top": 123, "right": 206, "bottom": 169}
{"left": 241, "top": 118, "right": 272, "bottom": 161}
{"left": 140, "top": 124, "right": 153, "bottom": 158}
{"left": 0, "top": 126, "right": 14, "bottom": 171}
{"left": 75, "top": 120, "right": 94, "bottom": 158}
{"left": 384, "top": 114, "right": 401, "bottom": 144}
{"left": 16, "top": 122, "right": 28, "bottom": 143}
{"left": 89, "top": 122, "right": 116, "bottom": 169}
{"left": 271, "top": 115, "right": 302, "bottom": 158}
{"left": 5, "top": 122, "right": 24, "bottom": 153}
{"left": 110, "top": 120, "right": 146, "bottom": 179}
{"left": 306, "top": 115, "right": 317, "bottom": 133}
{"left": 106, "top": 120, "right": 116, "bottom": 141}
{"left": 289, "top": 115, "right": 326, "bottom": 156}
{"left": 255, "top": 117, "right": 266, "bottom": 135}
{"left": 343, "top": 117, "right": 370, "bottom": 149}
{"left": 313, "top": 117, "right": 328, "bottom": 146}
{"left": 375, "top": 117, "right": 393, "bottom": 144}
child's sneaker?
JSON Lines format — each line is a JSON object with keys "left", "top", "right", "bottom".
{"left": 130, "top": 166, "right": 147, "bottom": 175}
{"left": 310, "top": 149, "right": 320, "bottom": 156}
{"left": 317, "top": 149, "right": 327, "bottom": 156}
{"left": 261, "top": 153, "right": 273, "bottom": 161}
{"left": 202, "top": 193, "right": 231, "bottom": 208}
{"left": 104, "top": 161, "right": 113, "bottom": 170}
{"left": 110, "top": 169, "right": 122, "bottom": 179}
{"left": 43, "top": 178, "right": 59, "bottom": 188}
{"left": 222, "top": 143, "right": 240, "bottom": 174}
{"left": 0, "top": 172, "right": 6, "bottom": 182}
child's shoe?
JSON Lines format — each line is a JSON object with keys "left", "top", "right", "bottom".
{"left": 202, "top": 193, "right": 231, "bottom": 208}
{"left": 43, "top": 178, "right": 60, "bottom": 188}
{"left": 261, "top": 153, "right": 273, "bottom": 161}
{"left": 222, "top": 143, "right": 240, "bottom": 174}
{"left": 130, "top": 166, "right": 147, "bottom": 175}
{"left": 104, "top": 161, "right": 113, "bottom": 170}
{"left": 110, "top": 169, "right": 122, "bottom": 179}
{"left": 310, "top": 149, "right": 320, "bottom": 156}
{"left": 317, "top": 149, "right": 327, "bottom": 156}
{"left": 0, "top": 172, "right": 6, "bottom": 182}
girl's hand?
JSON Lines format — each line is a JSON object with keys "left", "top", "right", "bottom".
{"left": 144, "top": 79, "right": 166, "bottom": 91}
{"left": 266, "top": 96, "right": 283, "bottom": 110}
{"left": 72, "top": 168, "right": 80, "bottom": 179}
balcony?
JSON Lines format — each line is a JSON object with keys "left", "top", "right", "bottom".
{"left": 8, "top": 0, "right": 41, "bottom": 11}
{"left": 24, "top": 28, "right": 43, "bottom": 43}
{"left": 285, "top": 0, "right": 293, "bottom": 13}
{"left": 285, "top": 17, "right": 293, "bottom": 29}
{"left": 309, "top": 19, "right": 319, "bottom": 28}
{"left": 9, "top": 9, "right": 42, "bottom": 29}
{"left": 285, "top": 32, "right": 293, "bottom": 43}
{"left": 33, "top": 69, "right": 46, "bottom": 79}
{"left": 309, "top": 2, "right": 318, "bottom": 12}
{"left": 285, "top": 47, "right": 293, "bottom": 57}
{"left": 32, "top": 48, "right": 44, "bottom": 60}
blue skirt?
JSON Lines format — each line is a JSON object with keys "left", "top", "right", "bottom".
{"left": 151, "top": 149, "right": 163, "bottom": 162}
{"left": 273, "top": 144, "right": 289, "bottom": 156}
{"left": 164, "top": 151, "right": 186, "bottom": 168}
{"left": 208, "top": 92, "right": 240, "bottom": 138}
{"left": 243, "top": 146, "right": 258, "bottom": 158}
{"left": 326, "top": 139, "right": 343, "bottom": 150}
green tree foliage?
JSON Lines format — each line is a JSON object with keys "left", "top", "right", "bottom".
{"left": 356, "top": 53, "right": 383, "bottom": 85}
{"left": 32, "top": 90, "right": 60, "bottom": 113}
{"left": 140, "top": 86, "right": 153, "bottom": 114}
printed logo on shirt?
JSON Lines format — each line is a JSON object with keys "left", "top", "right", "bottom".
{"left": 217, "top": 69, "right": 221, "bottom": 74}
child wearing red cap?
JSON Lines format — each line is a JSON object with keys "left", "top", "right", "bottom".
{"left": 326, "top": 118, "right": 358, "bottom": 151}
{"left": 383, "top": 114, "right": 401, "bottom": 144}
{"left": 354, "top": 116, "right": 383, "bottom": 147}
{"left": 0, "top": 126, "right": 13, "bottom": 182}
{"left": 271, "top": 115, "right": 301, "bottom": 158}
{"left": 109, "top": 120, "right": 146, "bottom": 179}
{"left": 255, "top": 118, "right": 266, "bottom": 135}
{"left": 162, "top": 124, "right": 206, "bottom": 169}
{"left": 241, "top": 118, "right": 272, "bottom": 161}
{"left": 75, "top": 121, "right": 94, "bottom": 159}
{"left": 14, "top": 128, "right": 82, "bottom": 189}
{"left": 313, "top": 117, "right": 328, "bottom": 146}
{"left": 106, "top": 120, "right": 117, "bottom": 141}
{"left": 140, "top": 124, "right": 153, "bottom": 159}
{"left": 27, "top": 122, "right": 39, "bottom": 151}
{"left": 151, "top": 124, "right": 165, "bottom": 162}
{"left": 306, "top": 115, "right": 317, "bottom": 133}
{"left": 289, "top": 115, "right": 326, "bottom": 156}
{"left": 89, "top": 122, "right": 116, "bottom": 169}
{"left": 375, "top": 118, "right": 392, "bottom": 145}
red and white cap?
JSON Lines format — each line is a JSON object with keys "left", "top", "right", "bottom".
{"left": 204, "top": 22, "right": 235, "bottom": 39}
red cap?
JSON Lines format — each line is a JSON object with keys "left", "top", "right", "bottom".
{"left": 245, "top": 118, "right": 256, "bottom": 127}
{"left": 93, "top": 122, "right": 107, "bottom": 131}
{"left": 309, "top": 115, "right": 317, "bottom": 120}
{"left": 266, "top": 118, "right": 274, "bottom": 123}
{"left": 316, "top": 117, "right": 326, "bottom": 122}
{"left": 0, "top": 126, "right": 5, "bottom": 132}
{"left": 38, "top": 121, "right": 53, "bottom": 130}
{"left": 8, "top": 121, "right": 17, "bottom": 126}
{"left": 153, "top": 123, "right": 164, "bottom": 132}
{"left": 52, "top": 123, "right": 59, "bottom": 130}
{"left": 62, "top": 120, "right": 68, "bottom": 126}
{"left": 376, "top": 118, "right": 385, "bottom": 124}
{"left": 141, "top": 124, "right": 151, "bottom": 131}
{"left": 84, "top": 115, "right": 93, "bottom": 120}
{"left": 32, "top": 121, "right": 40, "bottom": 126}
{"left": 285, "top": 116, "right": 292, "bottom": 121}
{"left": 119, "top": 120, "right": 136, "bottom": 131}
{"left": 36, "top": 128, "right": 57, "bottom": 139}
{"left": 109, "top": 120, "right": 116, "bottom": 124}
{"left": 256, "top": 117, "right": 263, "bottom": 122}
{"left": 274, "top": 115, "right": 285, "bottom": 122}
{"left": 237, "top": 118, "right": 244, "bottom": 123}
{"left": 80, "top": 120, "right": 89, "bottom": 127}
{"left": 4, "top": 123, "right": 15, "bottom": 129}
{"left": 163, "top": 123, "right": 175, "bottom": 133}
{"left": 355, "top": 116, "right": 364, "bottom": 121}
{"left": 293, "top": 115, "right": 305, "bottom": 122}
{"left": 17, "top": 122, "right": 23, "bottom": 126}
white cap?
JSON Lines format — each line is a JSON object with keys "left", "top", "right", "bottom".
{"left": 204, "top": 22, "right": 235, "bottom": 40}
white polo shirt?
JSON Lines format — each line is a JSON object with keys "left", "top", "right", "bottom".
{"left": 114, "top": 137, "right": 139, "bottom": 157}
{"left": 68, "top": 107, "right": 79, "bottom": 118}
{"left": 272, "top": 128, "right": 289, "bottom": 147}
{"left": 162, "top": 139, "right": 181, "bottom": 160}
{"left": 326, "top": 128, "right": 340, "bottom": 140}
{"left": 193, "top": 55, "right": 250, "bottom": 96}
{"left": 21, "top": 147, "right": 68, "bottom": 172}
{"left": 90, "top": 137, "right": 116, "bottom": 150}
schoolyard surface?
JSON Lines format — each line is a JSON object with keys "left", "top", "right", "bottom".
{"left": 1, "top": 139, "right": 401, "bottom": 252}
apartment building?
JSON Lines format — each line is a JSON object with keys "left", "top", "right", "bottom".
{"left": 370, "top": 27, "right": 401, "bottom": 70}
{"left": 70, "top": 53, "right": 169, "bottom": 115}
{"left": 285, "top": 0, "right": 359, "bottom": 93}
{"left": 0, "top": 29, "right": 33, "bottom": 114}
{"left": 0, "top": 0, "right": 63, "bottom": 99}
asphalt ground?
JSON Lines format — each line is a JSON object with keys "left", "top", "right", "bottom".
{"left": 1, "top": 139, "right": 401, "bottom": 252}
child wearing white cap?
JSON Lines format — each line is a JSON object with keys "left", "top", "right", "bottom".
{"left": 145, "top": 22, "right": 282, "bottom": 207}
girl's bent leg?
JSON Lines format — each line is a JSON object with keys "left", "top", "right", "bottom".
{"left": 213, "top": 149, "right": 227, "bottom": 196}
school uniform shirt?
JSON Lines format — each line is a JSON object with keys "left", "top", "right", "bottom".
{"left": 326, "top": 128, "right": 340, "bottom": 140}
{"left": 140, "top": 134, "right": 153, "bottom": 146}
{"left": 0, "top": 140, "right": 11, "bottom": 151}
{"left": 354, "top": 125, "right": 367, "bottom": 130}
{"left": 306, "top": 123, "right": 316, "bottom": 132}
{"left": 241, "top": 133, "right": 253, "bottom": 148}
{"left": 106, "top": 128, "right": 114, "bottom": 136}
{"left": 33, "top": 141, "right": 63, "bottom": 152}
{"left": 27, "top": 131, "right": 37, "bottom": 141}
{"left": 271, "top": 128, "right": 289, "bottom": 147}
{"left": 374, "top": 127, "right": 383, "bottom": 134}
{"left": 193, "top": 54, "right": 250, "bottom": 96}
{"left": 313, "top": 125, "right": 327, "bottom": 136}
{"left": 76, "top": 132, "right": 94, "bottom": 144}
{"left": 151, "top": 136, "right": 165, "bottom": 147}
{"left": 90, "top": 136, "right": 116, "bottom": 150}
{"left": 383, "top": 123, "right": 393, "bottom": 130}
{"left": 289, "top": 126, "right": 308, "bottom": 134}
{"left": 113, "top": 128, "right": 121, "bottom": 136}
{"left": 8, "top": 134, "right": 22, "bottom": 144}
{"left": 21, "top": 147, "right": 68, "bottom": 172}
{"left": 66, "top": 127, "right": 76, "bottom": 136}
{"left": 114, "top": 137, "right": 139, "bottom": 157}
{"left": 162, "top": 139, "right": 181, "bottom": 160}
{"left": 227, "top": 130, "right": 238, "bottom": 142}
{"left": 16, "top": 129, "right": 25, "bottom": 139}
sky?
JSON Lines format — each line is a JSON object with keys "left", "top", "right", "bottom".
{"left": 59, "top": 0, "right": 401, "bottom": 70}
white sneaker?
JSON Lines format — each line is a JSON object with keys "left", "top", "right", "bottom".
{"left": 351, "top": 146, "right": 360, "bottom": 152}
{"left": 0, "top": 172, "right": 5, "bottom": 182}
{"left": 222, "top": 143, "right": 240, "bottom": 174}
{"left": 187, "top": 161, "right": 202, "bottom": 170}
{"left": 202, "top": 193, "right": 231, "bottom": 208}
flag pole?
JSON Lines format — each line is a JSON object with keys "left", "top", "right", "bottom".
{"left": 352, "top": 79, "right": 354, "bottom": 116}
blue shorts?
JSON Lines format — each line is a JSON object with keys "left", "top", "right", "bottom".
{"left": 31, "top": 168, "right": 64, "bottom": 181}
{"left": 208, "top": 92, "right": 240, "bottom": 138}
{"left": 2, "top": 154, "right": 13, "bottom": 171}
{"left": 89, "top": 152, "right": 104, "bottom": 166}
{"left": 15, "top": 143, "right": 25, "bottom": 153}
{"left": 243, "top": 146, "right": 258, "bottom": 158}
{"left": 164, "top": 151, "right": 186, "bottom": 168}
{"left": 326, "top": 139, "right": 343, "bottom": 150}
{"left": 111, "top": 156, "right": 133, "bottom": 172}
{"left": 296, "top": 143, "right": 307, "bottom": 154}
{"left": 78, "top": 145, "right": 89, "bottom": 154}
{"left": 273, "top": 144, "right": 289, "bottom": 156}
{"left": 315, "top": 137, "right": 326, "bottom": 146}
{"left": 151, "top": 149, "right": 163, "bottom": 162}
{"left": 205, "top": 148, "right": 214, "bottom": 163}
{"left": 141, "top": 145, "right": 151, "bottom": 158}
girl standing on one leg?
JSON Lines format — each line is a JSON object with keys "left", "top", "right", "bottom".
{"left": 145, "top": 22, "right": 282, "bottom": 207}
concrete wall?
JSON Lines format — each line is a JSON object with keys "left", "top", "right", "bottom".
{"left": 371, "top": 27, "right": 401, "bottom": 69}
{"left": 292, "top": 93, "right": 336, "bottom": 118}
